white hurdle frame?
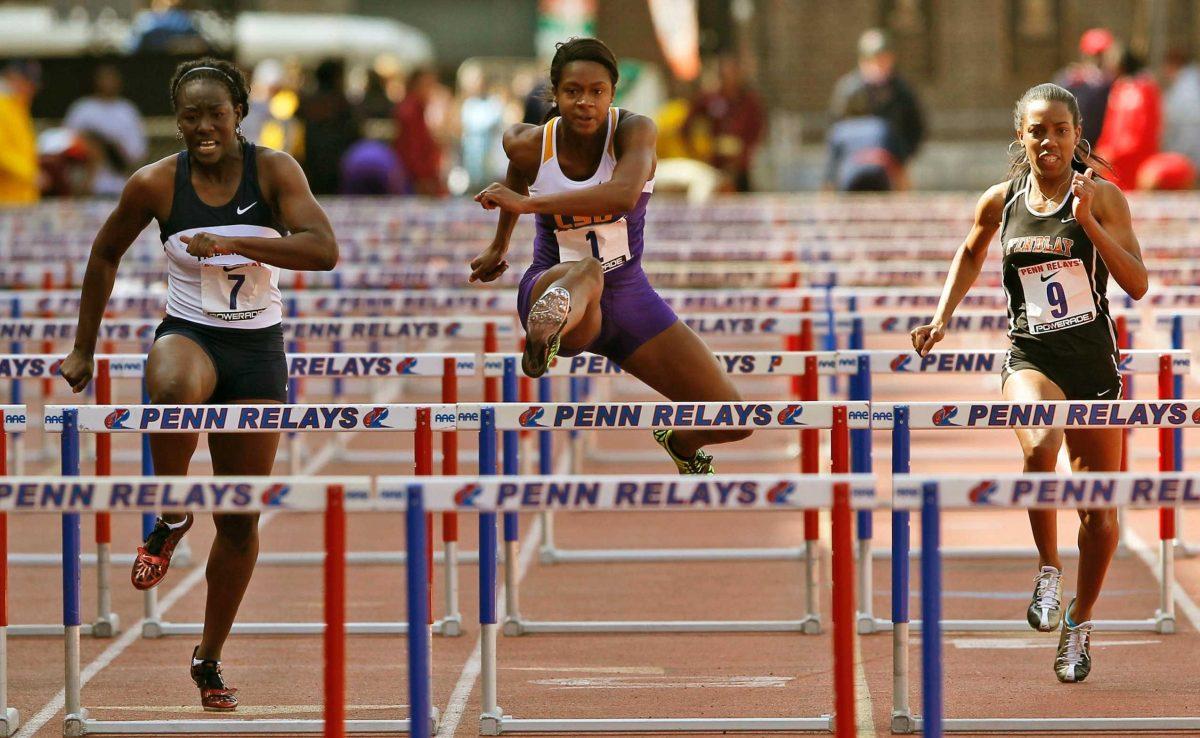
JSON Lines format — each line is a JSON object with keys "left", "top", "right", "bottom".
{"left": 894, "top": 471, "right": 1200, "bottom": 735}
{"left": 42, "top": 403, "right": 455, "bottom": 640}
{"left": 458, "top": 399, "right": 868, "bottom": 638}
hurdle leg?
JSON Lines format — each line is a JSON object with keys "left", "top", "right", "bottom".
{"left": 502, "top": 515, "right": 522, "bottom": 636}
{"left": 890, "top": 408, "right": 916, "bottom": 733}
{"left": 480, "top": 511, "right": 505, "bottom": 734}
{"left": 1, "top": 512, "right": 20, "bottom": 737}
{"left": 1159, "top": 509, "right": 1177, "bottom": 633}
{"left": 91, "top": 360, "right": 119, "bottom": 637}
{"left": 919, "top": 483, "right": 943, "bottom": 738}
{"left": 61, "top": 413, "right": 90, "bottom": 736}
{"left": 438, "top": 359, "right": 463, "bottom": 637}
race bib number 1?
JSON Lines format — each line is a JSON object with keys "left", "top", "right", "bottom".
{"left": 200, "top": 263, "right": 272, "bottom": 321}
{"left": 1017, "top": 258, "right": 1098, "bottom": 334}
{"left": 556, "top": 219, "right": 632, "bottom": 273}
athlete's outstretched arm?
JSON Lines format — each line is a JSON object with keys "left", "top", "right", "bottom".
{"left": 181, "top": 151, "right": 338, "bottom": 271}
{"left": 1072, "top": 169, "right": 1147, "bottom": 300}
{"left": 478, "top": 115, "right": 656, "bottom": 217}
{"left": 911, "top": 182, "right": 1007, "bottom": 356}
{"left": 61, "top": 167, "right": 159, "bottom": 391}
{"left": 470, "top": 145, "right": 535, "bottom": 282}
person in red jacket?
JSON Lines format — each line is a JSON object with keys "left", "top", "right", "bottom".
{"left": 1095, "top": 48, "right": 1161, "bottom": 190}
{"left": 393, "top": 67, "right": 447, "bottom": 196}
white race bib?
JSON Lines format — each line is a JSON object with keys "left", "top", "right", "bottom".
{"left": 1017, "top": 258, "right": 1098, "bottom": 334}
{"left": 200, "top": 262, "right": 273, "bottom": 322}
{"left": 556, "top": 218, "right": 631, "bottom": 273}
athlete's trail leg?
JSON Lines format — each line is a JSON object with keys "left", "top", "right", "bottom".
{"left": 199, "top": 423, "right": 281, "bottom": 661}
{"left": 1004, "top": 370, "right": 1067, "bottom": 571}
{"left": 528, "top": 257, "right": 605, "bottom": 353}
{"left": 1065, "top": 427, "right": 1122, "bottom": 622}
{"left": 620, "top": 321, "right": 751, "bottom": 457}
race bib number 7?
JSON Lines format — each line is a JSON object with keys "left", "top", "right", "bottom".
{"left": 1017, "top": 258, "right": 1098, "bottom": 334}
{"left": 201, "top": 263, "right": 273, "bottom": 322}
{"left": 556, "top": 218, "right": 631, "bottom": 273}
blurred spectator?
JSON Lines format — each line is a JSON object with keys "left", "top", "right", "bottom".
{"left": 357, "top": 69, "right": 395, "bottom": 121}
{"left": 340, "top": 139, "right": 406, "bottom": 195}
{"left": 655, "top": 79, "right": 697, "bottom": 160}
{"left": 830, "top": 29, "right": 924, "bottom": 176}
{"left": 1054, "top": 28, "right": 1114, "bottom": 146}
{"left": 297, "top": 59, "right": 360, "bottom": 195}
{"left": 242, "top": 59, "right": 302, "bottom": 155}
{"left": 394, "top": 68, "right": 447, "bottom": 196}
{"left": 1162, "top": 48, "right": 1200, "bottom": 169}
{"left": 63, "top": 64, "right": 146, "bottom": 197}
{"left": 824, "top": 86, "right": 904, "bottom": 192}
{"left": 0, "top": 61, "right": 40, "bottom": 204}
{"left": 523, "top": 78, "right": 552, "bottom": 124}
{"left": 1096, "top": 47, "right": 1162, "bottom": 190}
{"left": 129, "top": 0, "right": 208, "bottom": 55}
{"left": 684, "top": 54, "right": 765, "bottom": 192}
{"left": 459, "top": 66, "right": 506, "bottom": 191}
{"left": 1136, "top": 151, "right": 1196, "bottom": 190}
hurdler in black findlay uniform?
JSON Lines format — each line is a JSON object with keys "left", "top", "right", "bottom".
{"left": 156, "top": 140, "right": 289, "bottom": 403}
{"left": 998, "top": 173, "right": 1122, "bottom": 401}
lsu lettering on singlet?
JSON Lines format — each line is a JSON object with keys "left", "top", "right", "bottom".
{"left": 1000, "top": 173, "right": 1118, "bottom": 358}
{"left": 528, "top": 108, "right": 654, "bottom": 282}
{"left": 159, "top": 142, "right": 285, "bottom": 328}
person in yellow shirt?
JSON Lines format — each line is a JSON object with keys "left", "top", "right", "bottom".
{"left": 0, "top": 61, "right": 40, "bottom": 204}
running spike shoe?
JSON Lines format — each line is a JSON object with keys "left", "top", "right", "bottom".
{"left": 191, "top": 647, "right": 238, "bottom": 711}
{"left": 522, "top": 286, "right": 570, "bottom": 378}
{"left": 653, "top": 429, "right": 715, "bottom": 475}
{"left": 1027, "top": 565, "right": 1064, "bottom": 632}
{"left": 131, "top": 513, "right": 193, "bottom": 591}
{"left": 1054, "top": 602, "right": 1093, "bottom": 683}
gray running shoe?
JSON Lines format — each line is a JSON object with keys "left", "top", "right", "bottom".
{"left": 1055, "top": 603, "right": 1093, "bottom": 683}
{"left": 1027, "top": 565, "right": 1063, "bottom": 632}
{"left": 522, "top": 286, "right": 571, "bottom": 378}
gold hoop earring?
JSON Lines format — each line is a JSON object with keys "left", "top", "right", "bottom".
{"left": 1007, "top": 140, "right": 1023, "bottom": 157}
{"left": 176, "top": 130, "right": 183, "bottom": 141}
{"left": 1074, "top": 139, "right": 1092, "bottom": 163}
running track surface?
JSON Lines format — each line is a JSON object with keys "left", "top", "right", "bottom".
{"left": 9, "top": 331, "right": 1200, "bottom": 737}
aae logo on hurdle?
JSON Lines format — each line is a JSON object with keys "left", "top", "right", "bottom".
{"left": 405, "top": 474, "right": 877, "bottom": 511}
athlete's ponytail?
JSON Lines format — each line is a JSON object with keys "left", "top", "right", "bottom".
{"left": 1008, "top": 83, "right": 1113, "bottom": 181}
{"left": 542, "top": 37, "right": 620, "bottom": 123}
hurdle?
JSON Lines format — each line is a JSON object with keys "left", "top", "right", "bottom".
{"left": 456, "top": 398, "right": 867, "bottom": 636}
{"left": 850, "top": 348, "right": 1187, "bottom": 634}
{"left": 385, "top": 462, "right": 874, "bottom": 735}
{"left": 895, "top": 471, "right": 1200, "bottom": 735}
{"left": 43, "top": 402, "right": 457, "bottom": 638}
{"left": 0, "top": 406, "right": 21, "bottom": 736}
{"left": 0, "top": 465, "right": 403, "bottom": 733}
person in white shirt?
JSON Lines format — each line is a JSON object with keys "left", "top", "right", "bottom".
{"left": 63, "top": 64, "right": 147, "bottom": 196}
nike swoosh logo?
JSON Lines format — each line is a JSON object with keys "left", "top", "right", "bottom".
{"left": 222, "top": 266, "right": 240, "bottom": 272}
{"left": 1039, "top": 271, "right": 1060, "bottom": 282}
{"left": 1062, "top": 214, "right": 1076, "bottom": 223}
{"left": 1096, "top": 388, "right": 1113, "bottom": 397}
{"left": 236, "top": 202, "right": 257, "bottom": 215}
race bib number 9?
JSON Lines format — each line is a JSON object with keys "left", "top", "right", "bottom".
{"left": 556, "top": 218, "right": 631, "bottom": 273}
{"left": 1018, "top": 258, "right": 1098, "bottom": 334}
{"left": 201, "top": 263, "right": 273, "bottom": 322}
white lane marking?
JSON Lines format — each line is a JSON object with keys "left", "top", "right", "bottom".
{"left": 854, "top": 634, "right": 876, "bottom": 736}
{"left": 437, "top": 515, "right": 542, "bottom": 737}
{"left": 529, "top": 675, "right": 793, "bottom": 689}
{"left": 504, "top": 666, "right": 665, "bottom": 675}
{"left": 951, "top": 637, "right": 1160, "bottom": 650}
{"left": 1126, "top": 525, "right": 1200, "bottom": 629}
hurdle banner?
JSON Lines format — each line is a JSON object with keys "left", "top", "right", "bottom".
{"left": 42, "top": 404, "right": 458, "bottom": 433}
{"left": 871, "top": 400, "right": 1200, "bottom": 429}
{"left": 454, "top": 401, "right": 871, "bottom": 431}
{"left": 893, "top": 472, "right": 1200, "bottom": 736}
{"left": 0, "top": 352, "right": 479, "bottom": 379}
{"left": 387, "top": 469, "right": 872, "bottom": 737}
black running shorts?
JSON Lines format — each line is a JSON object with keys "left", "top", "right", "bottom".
{"left": 1000, "top": 344, "right": 1122, "bottom": 401}
{"left": 154, "top": 316, "right": 288, "bottom": 403}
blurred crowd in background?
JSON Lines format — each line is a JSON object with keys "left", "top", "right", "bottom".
{"left": 2, "top": 3, "right": 1200, "bottom": 205}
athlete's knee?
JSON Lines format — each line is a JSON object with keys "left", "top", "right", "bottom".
{"left": 148, "top": 371, "right": 208, "bottom": 404}
{"left": 214, "top": 514, "right": 258, "bottom": 550}
{"left": 1080, "top": 509, "right": 1118, "bottom": 537}
{"left": 575, "top": 257, "right": 603, "bottom": 283}
{"left": 1022, "top": 435, "right": 1061, "bottom": 470}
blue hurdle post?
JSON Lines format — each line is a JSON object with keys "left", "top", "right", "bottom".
{"left": 140, "top": 379, "right": 155, "bottom": 541}
{"left": 537, "top": 376, "right": 555, "bottom": 560}
{"left": 1171, "top": 317, "right": 1184, "bottom": 472}
{"left": 848, "top": 321, "right": 875, "bottom": 633}
{"left": 477, "top": 407, "right": 503, "bottom": 725}
{"left": 61, "top": 409, "right": 85, "bottom": 724}
{"left": 889, "top": 406, "right": 913, "bottom": 732}
{"left": 920, "top": 480, "right": 943, "bottom": 738}
{"left": 405, "top": 483, "right": 431, "bottom": 738}
{"left": 501, "top": 358, "right": 521, "bottom": 632}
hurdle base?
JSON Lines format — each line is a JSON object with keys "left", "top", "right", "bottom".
{"left": 890, "top": 710, "right": 917, "bottom": 734}
{"left": 481, "top": 715, "right": 833, "bottom": 734}
{"left": 912, "top": 716, "right": 1200, "bottom": 732}
{"left": 73, "top": 718, "right": 417, "bottom": 733}
{"left": 90, "top": 613, "right": 120, "bottom": 638}
{"left": 142, "top": 619, "right": 449, "bottom": 637}
{"left": 1, "top": 707, "right": 19, "bottom": 738}
{"left": 538, "top": 545, "right": 806, "bottom": 564}
{"left": 64, "top": 708, "right": 89, "bottom": 737}
{"left": 1173, "top": 539, "right": 1200, "bottom": 558}
{"left": 862, "top": 616, "right": 1163, "bottom": 634}
{"left": 1156, "top": 610, "right": 1177, "bottom": 634}
{"left": 856, "top": 611, "right": 876, "bottom": 635}
{"left": 436, "top": 613, "right": 464, "bottom": 637}
{"left": 502, "top": 617, "right": 822, "bottom": 634}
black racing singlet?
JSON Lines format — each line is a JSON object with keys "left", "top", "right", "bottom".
{"left": 999, "top": 174, "right": 1119, "bottom": 360}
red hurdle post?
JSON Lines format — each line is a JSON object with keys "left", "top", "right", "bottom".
{"left": 441, "top": 358, "right": 460, "bottom": 628}
{"left": 324, "top": 484, "right": 347, "bottom": 738}
{"left": 1158, "top": 355, "right": 1177, "bottom": 627}
{"left": 93, "top": 358, "right": 115, "bottom": 634}
{"left": 830, "top": 405, "right": 855, "bottom": 738}
{"left": 39, "top": 272, "right": 54, "bottom": 398}
{"left": 484, "top": 322, "right": 499, "bottom": 405}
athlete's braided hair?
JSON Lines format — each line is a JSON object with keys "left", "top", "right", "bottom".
{"left": 169, "top": 57, "right": 250, "bottom": 138}
{"left": 1008, "top": 83, "right": 1112, "bottom": 180}
{"left": 542, "top": 37, "right": 619, "bottom": 123}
